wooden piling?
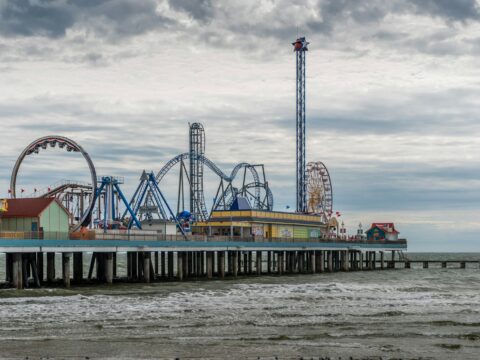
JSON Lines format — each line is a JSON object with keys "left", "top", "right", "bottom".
{"left": 5, "top": 253, "right": 13, "bottom": 284}
{"left": 73, "top": 253, "right": 83, "bottom": 282}
{"left": 154, "top": 252, "right": 159, "bottom": 276}
{"left": 218, "top": 251, "right": 225, "bottom": 278}
{"left": 423, "top": 261, "right": 429, "bottom": 269}
{"left": 177, "top": 252, "right": 184, "bottom": 281}
{"left": 62, "top": 253, "right": 71, "bottom": 288}
{"left": 206, "top": 251, "right": 213, "bottom": 279}
{"left": 256, "top": 251, "right": 262, "bottom": 275}
{"left": 161, "top": 252, "right": 166, "bottom": 277}
{"left": 267, "top": 251, "right": 272, "bottom": 274}
{"left": 168, "top": 252, "right": 174, "bottom": 279}
{"left": 243, "top": 252, "right": 248, "bottom": 274}
{"left": 310, "top": 251, "right": 316, "bottom": 273}
{"left": 47, "top": 252, "right": 55, "bottom": 283}
{"left": 141, "top": 252, "right": 149, "bottom": 283}
{"left": 277, "top": 252, "right": 284, "bottom": 274}
{"left": 37, "top": 252, "right": 44, "bottom": 282}
{"left": 380, "top": 251, "right": 385, "bottom": 270}
{"left": 105, "top": 253, "right": 113, "bottom": 284}
{"left": 327, "top": 251, "right": 333, "bottom": 272}
{"left": 318, "top": 251, "right": 324, "bottom": 273}
{"left": 232, "top": 251, "right": 238, "bottom": 278}
{"left": 248, "top": 251, "right": 253, "bottom": 274}
{"left": 442, "top": 261, "right": 447, "bottom": 268}
{"left": 12, "top": 253, "right": 23, "bottom": 289}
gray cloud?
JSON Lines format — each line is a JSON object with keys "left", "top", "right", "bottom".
{"left": 409, "top": 0, "right": 480, "bottom": 21}
{"left": 169, "top": 0, "right": 213, "bottom": 22}
{"left": 0, "top": 0, "right": 173, "bottom": 39}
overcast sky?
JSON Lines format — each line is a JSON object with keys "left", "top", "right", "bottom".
{"left": 1, "top": 0, "right": 480, "bottom": 251}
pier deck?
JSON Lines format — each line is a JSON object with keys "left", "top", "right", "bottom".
{"left": 1, "top": 237, "right": 410, "bottom": 290}
{"left": 0, "top": 238, "right": 407, "bottom": 253}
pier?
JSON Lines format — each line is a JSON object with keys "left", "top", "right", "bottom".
{"left": 1, "top": 237, "right": 407, "bottom": 289}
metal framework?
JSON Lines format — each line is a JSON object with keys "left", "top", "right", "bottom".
{"left": 122, "top": 171, "right": 186, "bottom": 236}
{"left": 189, "top": 123, "right": 208, "bottom": 221}
{"left": 95, "top": 176, "right": 140, "bottom": 231}
{"left": 32, "top": 180, "right": 93, "bottom": 227}
{"left": 306, "top": 161, "right": 333, "bottom": 222}
{"left": 10, "top": 135, "right": 97, "bottom": 231}
{"left": 293, "top": 37, "right": 309, "bottom": 213}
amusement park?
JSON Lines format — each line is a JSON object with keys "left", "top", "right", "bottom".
{"left": 0, "top": 37, "right": 407, "bottom": 289}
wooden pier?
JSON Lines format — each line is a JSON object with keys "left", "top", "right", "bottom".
{"left": 0, "top": 237, "right": 417, "bottom": 289}
{"left": 2, "top": 238, "right": 476, "bottom": 290}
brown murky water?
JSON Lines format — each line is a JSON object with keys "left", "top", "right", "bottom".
{"left": 0, "top": 253, "right": 479, "bottom": 359}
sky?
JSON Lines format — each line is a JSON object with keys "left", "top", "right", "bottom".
{"left": 1, "top": 0, "right": 480, "bottom": 251}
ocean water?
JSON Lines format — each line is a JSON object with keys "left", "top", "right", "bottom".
{"left": 0, "top": 253, "right": 478, "bottom": 359}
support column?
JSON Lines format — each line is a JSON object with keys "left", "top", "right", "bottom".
{"left": 161, "top": 252, "right": 166, "bottom": 277}
{"left": 12, "top": 253, "right": 23, "bottom": 289}
{"left": 277, "top": 252, "right": 284, "bottom": 274}
{"left": 380, "top": 251, "right": 385, "bottom": 270}
{"left": 342, "top": 250, "right": 349, "bottom": 271}
{"left": 423, "top": 261, "right": 429, "bottom": 269}
{"left": 442, "top": 261, "right": 447, "bottom": 268}
{"left": 241, "top": 252, "right": 246, "bottom": 274}
{"left": 37, "top": 252, "right": 44, "bottom": 283}
{"left": 248, "top": 252, "right": 253, "bottom": 274}
{"left": 310, "top": 251, "right": 316, "bottom": 274}
{"left": 267, "top": 252, "right": 272, "bottom": 274}
{"left": 144, "top": 252, "right": 151, "bottom": 283}
{"left": 105, "top": 252, "right": 113, "bottom": 284}
{"left": 206, "top": 251, "right": 213, "bottom": 279}
{"left": 62, "top": 253, "right": 71, "bottom": 288}
{"left": 196, "top": 252, "right": 203, "bottom": 277}
{"left": 298, "top": 251, "right": 304, "bottom": 273}
{"left": 318, "top": 251, "right": 324, "bottom": 273}
{"left": 73, "top": 253, "right": 83, "bottom": 282}
{"left": 6, "top": 253, "right": 13, "bottom": 284}
{"left": 168, "top": 252, "right": 174, "bottom": 279}
{"left": 327, "top": 251, "right": 333, "bottom": 272}
{"left": 47, "top": 252, "right": 55, "bottom": 283}
{"left": 232, "top": 251, "right": 238, "bottom": 278}
{"left": 177, "top": 252, "right": 184, "bottom": 280}
{"left": 359, "top": 251, "right": 363, "bottom": 270}
{"left": 256, "top": 251, "right": 262, "bottom": 275}
{"left": 218, "top": 251, "right": 225, "bottom": 278}
{"left": 154, "top": 252, "right": 159, "bottom": 276}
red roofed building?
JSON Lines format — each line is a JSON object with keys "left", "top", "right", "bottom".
{"left": 366, "top": 222, "right": 399, "bottom": 241}
{"left": 0, "top": 198, "right": 70, "bottom": 234}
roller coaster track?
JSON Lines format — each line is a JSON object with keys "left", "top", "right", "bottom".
{"left": 155, "top": 153, "right": 272, "bottom": 217}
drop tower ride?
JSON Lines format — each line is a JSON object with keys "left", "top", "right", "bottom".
{"left": 293, "top": 37, "right": 309, "bottom": 213}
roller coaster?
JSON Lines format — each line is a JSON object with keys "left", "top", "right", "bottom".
{"left": 8, "top": 123, "right": 278, "bottom": 232}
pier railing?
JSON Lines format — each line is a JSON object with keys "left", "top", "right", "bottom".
{"left": 0, "top": 231, "right": 407, "bottom": 246}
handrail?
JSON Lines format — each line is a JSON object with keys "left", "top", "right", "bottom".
{"left": 0, "top": 231, "right": 407, "bottom": 245}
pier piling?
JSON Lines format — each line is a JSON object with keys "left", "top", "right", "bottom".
{"left": 62, "top": 253, "right": 71, "bottom": 288}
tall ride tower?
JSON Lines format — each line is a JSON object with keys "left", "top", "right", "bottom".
{"left": 293, "top": 37, "right": 309, "bottom": 213}
{"left": 189, "top": 122, "right": 207, "bottom": 221}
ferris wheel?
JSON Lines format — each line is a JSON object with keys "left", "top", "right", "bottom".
{"left": 306, "top": 161, "right": 333, "bottom": 221}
